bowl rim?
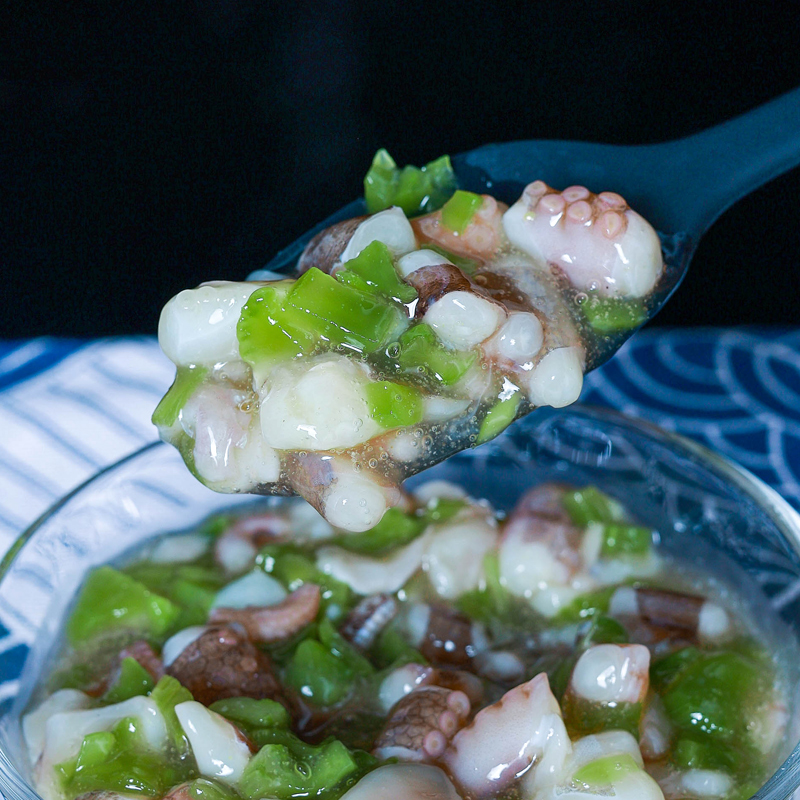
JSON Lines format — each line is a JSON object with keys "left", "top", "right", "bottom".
{"left": 2, "top": 404, "right": 800, "bottom": 800}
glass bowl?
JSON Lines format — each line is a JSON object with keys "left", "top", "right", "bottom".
{"left": 1, "top": 405, "right": 800, "bottom": 800}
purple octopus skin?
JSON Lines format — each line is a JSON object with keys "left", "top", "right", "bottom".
{"left": 214, "top": 510, "right": 290, "bottom": 573}
{"left": 404, "top": 263, "right": 488, "bottom": 318}
{"left": 166, "top": 626, "right": 282, "bottom": 707}
{"left": 297, "top": 216, "right": 367, "bottom": 275}
{"left": 209, "top": 583, "right": 321, "bottom": 644}
{"left": 339, "top": 594, "right": 399, "bottom": 650}
{"left": 373, "top": 685, "right": 472, "bottom": 762}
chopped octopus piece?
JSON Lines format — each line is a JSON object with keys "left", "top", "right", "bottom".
{"left": 442, "top": 672, "right": 570, "bottom": 797}
{"left": 209, "top": 582, "right": 321, "bottom": 643}
{"left": 405, "top": 603, "right": 485, "bottom": 667}
{"left": 214, "top": 511, "right": 290, "bottom": 574}
{"left": 339, "top": 763, "right": 462, "bottom": 800}
{"left": 166, "top": 626, "right": 282, "bottom": 706}
{"left": 567, "top": 643, "right": 650, "bottom": 705}
{"left": 373, "top": 685, "right": 472, "bottom": 762}
{"left": 339, "top": 593, "right": 399, "bottom": 650}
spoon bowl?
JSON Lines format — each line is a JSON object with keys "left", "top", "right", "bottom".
{"left": 256, "top": 86, "right": 800, "bottom": 368}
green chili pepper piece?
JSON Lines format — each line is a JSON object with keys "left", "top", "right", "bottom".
{"left": 75, "top": 731, "right": 117, "bottom": 769}
{"left": 371, "top": 626, "right": 428, "bottom": 669}
{"left": 477, "top": 393, "right": 521, "bottom": 444}
{"left": 563, "top": 694, "right": 643, "bottom": 740}
{"left": 554, "top": 586, "right": 616, "bottom": 622}
{"left": 239, "top": 738, "right": 360, "bottom": 800}
{"left": 650, "top": 646, "right": 700, "bottom": 693}
{"left": 583, "top": 297, "right": 647, "bottom": 333}
{"left": 578, "top": 614, "right": 629, "bottom": 647}
{"left": 562, "top": 486, "right": 625, "bottom": 526}
{"left": 365, "top": 380, "right": 424, "bottom": 428}
{"left": 421, "top": 497, "right": 466, "bottom": 524}
{"left": 209, "top": 697, "right": 290, "bottom": 733}
{"left": 66, "top": 566, "right": 179, "bottom": 645}
{"left": 237, "top": 282, "right": 318, "bottom": 371}
{"left": 338, "top": 240, "right": 417, "bottom": 303}
{"left": 150, "top": 675, "right": 194, "bottom": 754}
{"left": 152, "top": 366, "right": 207, "bottom": 428}
{"left": 599, "top": 523, "right": 653, "bottom": 556}
{"left": 364, "top": 149, "right": 457, "bottom": 216}
{"left": 177, "top": 778, "right": 239, "bottom": 800}
{"left": 102, "top": 658, "right": 155, "bottom": 704}
{"left": 440, "top": 190, "right": 484, "bottom": 234}
{"left": 284, "top": 639, "right": 353, "bottom": 706}
{"left": 286, "top": 268, "right": 403, "bottom": 353}
{"left": 397, "top": 323, "right": 476, "bottom": 385}
{"left": 672, "top": 736, "right": 741, "bottom": 773}
{"left": 573, "top": 753, "right": 641, "bottom": 787}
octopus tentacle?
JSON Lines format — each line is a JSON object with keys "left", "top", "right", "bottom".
{"left": 209, "top": 582, "right": 321, "bottom": 643}
{"left": 373, "top": 686, "right": 471, "bottom": 762}
{"left": 340, "top": 594, "right": 399, "bottom": 650}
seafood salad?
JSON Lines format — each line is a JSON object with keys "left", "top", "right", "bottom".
{"left": 23, "top": 481, "right": 788, "bottom": 800}
{"left": 154, "top": 152, "right": 665, "bottom": 531}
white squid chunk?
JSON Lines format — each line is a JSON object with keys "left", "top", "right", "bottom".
{"left": 175, "top": 701, "right": 251, "bottom": 785}
{"left": 35, "top": 697, "right": 167, "bottom": 800}
{"left": 422, "top": 395, "right": 472, "bottom": 422}
{"left": 378, "top": 664, "right": 433, "bottom": 713}
{"left": 569, "top": 644, "right": 650, "bottom": 704}
{"left": 502, "top": 184, "right": 663, "bottom": 298}
{"left": 158, "top": 281, "right": 258, "bottom": 366}
{"left": 162, "top": 626, "right": 209, "bottom": 668}
{"left": 340, "top": 207, "right": 417, "bottom": 263}
{"left": 316, "top": 532, "right": 432, "bottom": 595}
{"left": 149, "top": 533, "right": 210, "bottom": 564}
{"left": 23, "top": 689, "right": 92, "bottom": 766}
{"left": 491, "top": 312, "right": 544, "bottom": 362}
{"left": 211, "top": 570, "right": 287, "bottom": 610}
{"left": 424, "top": 291, "right": 504, "bottom": 350}
{"left": 339, "top": 763, "right": 461, "bottom": 800}
{"left": 323, "top": 474, "right": 389, "bottom": 532}
{"left": 259, "top": 355, "right": 381, "bottom": 451}
{"left": 397, "top": 249, "right": 453, "bottom": 277}
{"left": 443, "top": 673, "right": 569, "bottom": 796}
{"left": 679, "top": 770, "right": 734, "bottom": 798}
{"left": 697, "top": 602, "right": 731, "bottom": 643}
{"left": 527, "top": 346, "right": 584, "bottom": 408}
{"left": 499, "top": 531, "right": 572, "bottom": 599}
{"left": 640, "top": 697, "right": 673, "bottom": 762}
{"left": 423, "top": 519, "right": 498, "bottom": 599}
{"left": 412, "top": 480, "right": 469, "bottom": 505}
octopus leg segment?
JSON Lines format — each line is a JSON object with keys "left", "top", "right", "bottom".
{"left": 373, "top": 686, "right": 471, "bottom": 763}
{"left": 503, "top": 181, "right": 663, "bottom": 298}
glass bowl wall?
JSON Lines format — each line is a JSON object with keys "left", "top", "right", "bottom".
{"left": 1, "top": 406, "right": 800, "bottom": 800}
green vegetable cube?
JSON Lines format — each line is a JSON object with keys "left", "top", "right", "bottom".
{"left": 66, "top": 566, "right": 179, "bottom": 645}
{"left": 397, "top": 323, "right": 476, "bottom": 385}
{"left": 338, "top": 240, "right": 417, "bottom": 303}
{"left": 365, "top": 380, "right": 424, "bottom": 428}
{"left": 583, "top": 297, "right": 647, "bottom": 333}
{"left": 440, "top": 190, "right": 483, "bottom": 234}
{"left": 477, "top": 393, "right": 520, "bottom": 444}
{"left": 102, "top": 657, "right": 155, "bottom": 704}
{"left": 152, "top": 366, "right": 207, "bottom": 428}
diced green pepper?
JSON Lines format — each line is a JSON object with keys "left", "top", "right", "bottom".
{"left": 330, "top": 507, "right": 427, "bottom": 555}
{"left": 421, "top": 497, "right": 466, "bottom": 524}
{"left": 365, "top": 380, "right": 424, "bottom": 428}
{"left": 420, "top": 243, "right": 479, "bottom": 274}
{"left": 257, "top": 545, "right": 353, "bottom": 620}
{"left": 661, "top": 650, "right": 761, "bottom": 746}
{"left": 457, "top": 552, "right": 516, "bottom": 625}
{"left": 573, "top": 753, "right": 641, "bottom": 787}
{"left": 177, "top": 778, "right": 239, "bottom": 800}
{"left": 397, "top": 323, "right": 476, "bottom": 385}
{"left": 286, "top": 268, "right": 403, "bottom": 354}
{"left": 364, "top": 149, "right": 457, "bottom": 216}
{"left": 583, "top": 297, "right": 647, "bottom": 333}
{"left": 562, "top": 486, "right": 625, "bottom": 527}
{"left": 338, "top": 240, "right": 417, "bottom": 303}
{"left": 150, "top": 675, "right": 194, "bottom": 754}
{"left": 599, "top": 523, "right": 653, "bottom": 557}
{"left": 102, "top": 658, "right": 155, "bottom": 704}
{"left": 440, "top": 190, "right": 483, "bottom": 234}
{"left": 371, "top": 625, "right": 428, "bottom": 669}
{"left": 152, "top": 366, "right": 207, "bottom": 428}
{"left": 237, "top": 282, "right": 319, "bottom": 370}
{"left": 650, "top": 646, "right": 700, "bottom": 693}
{"left": 75, "top": 731, "right": 116, "bottom": 769}
{"left": 672, "top": 736, "right": 741, "bottom": 773}
{"left": 240, "top": 737, "right": 361, "bottom": 800}
{"left": 66, "top": 566, "right": 180, "bottom": 645}
{"left": 477, "top": 393, "right": 520, "bottom": 444}
{"left": 284, "top": 640, "right": 354, "bottom": 707}
{"left": 209, "top": 697, "right": 291, "bottom": 734}
{"left": 554, "top": 586, "right": 616, "bottom": 622}
{"left": 318, "top": 617, "right": 375, "bottom": 679}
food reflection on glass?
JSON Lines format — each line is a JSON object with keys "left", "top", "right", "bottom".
{"left": 154, "top": 152, "right": 665, "bottom": 531}
{"left": 23, "top": 482, "right": 789, "bottom": 800}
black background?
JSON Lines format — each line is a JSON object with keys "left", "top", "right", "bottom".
{"left": 2, "top": 1, "right": 799, "bottom": 339}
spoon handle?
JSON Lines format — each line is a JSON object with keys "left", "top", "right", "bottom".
{"left": 653, "top": 86, "right": 800, "bottom": 237}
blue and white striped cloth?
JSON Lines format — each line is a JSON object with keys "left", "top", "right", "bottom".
{"left": 1, "top": 329, "right": 799, "bottom": 556}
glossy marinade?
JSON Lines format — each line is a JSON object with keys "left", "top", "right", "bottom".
{"left": 154, "top": 152, "right": 665, "bottom": 531}
{"left": 23, "top": 481, "right": 789, "bottom": 800}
